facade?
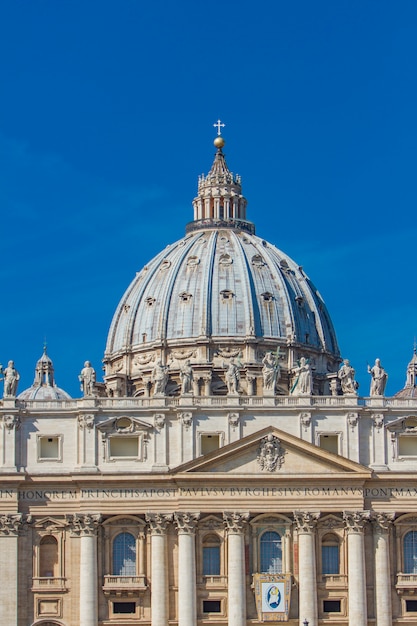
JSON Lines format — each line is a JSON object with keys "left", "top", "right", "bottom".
{"left": 1, "top": 134, "right": 417, "bottom": 626}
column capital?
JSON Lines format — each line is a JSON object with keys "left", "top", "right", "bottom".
{"left": 66, "top": 513, "right": 101, "bottom": 536}
{"left": 372, "top": 511, "right": 395, "bottom": 535}
{"left": 174, "top": 511, "right": 200, "bottom": 534}
{"left": 343, "top": 510, "right": 370, "bottom": 533}
{"left": 3, "top": 414, "right": 20, "bottom": 430}
{"left": 293, "top": 511, "right": 320, "bottom": 533}
{"left": 146, "top": 512, "right": 172, "bottom": 534}
{"left": 223, "top": 511, "right": 249, "bottom": 533}
{"left": 0, "top": 513, "right": 25, "bottom": 536}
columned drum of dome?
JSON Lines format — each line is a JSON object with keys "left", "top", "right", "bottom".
{"left": 104, "top": 136, "right": 340, "bottom": 398}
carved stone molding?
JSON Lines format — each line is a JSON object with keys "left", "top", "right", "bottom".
{"left": 179, "top": 412, "right": 193, "bottom": 430}
{"left": 0, "top": 513, "right": 29, "bottom": 536}
{"left": 223, "top": 511, "right": 249, "bottom": 534}
{"left": 343, "top": 511, "right": 370, "bottom": 533}
{"left": 228, "top": 412, "right": 240, "bottom": 430}
{"left": 154, "top": 413, "right": 166, "bottom": 431}
{"left": 319, "top": 515, "right": 343, "bottom": 530}
{"left": 347, "top": 412, "right": 359, "bottom": 430}
{"left": 145, "top": 513, "right": 172, "bottom": 534}
{"left": 66, "top": 513, "right": 101, "bottom": 536}
{"left": 300, "top": 412, "right": 311, "bottom": 431}
{"left": 372, "top": 413, "right": 385, "bottom": 431}
{"left": 372, "top": 511, "right": 395, "bottom": 534}
{"left": 78, "top": 413, "right": 95, "bottom": 430}
{"left": 293, "top": 511, "right": 320, "bottom": 533}
{"left": 199, "top": 516, "right": 223, "bottom": 531}
{"left": 257, "top": 434, "right": 285, "bottom": 472}
{"left": 3, "top": 414, "right": 20, "bottom": 430}
{"left": 174, "top": 512, "right": 200, "bottom": 534}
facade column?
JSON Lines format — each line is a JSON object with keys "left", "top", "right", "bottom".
{"left": 0, "top": 514, "right": 24, "bottom": 626}
{"left": 174, "top": 512, "right": 200, "bottom": 626}
{"left": 343, "top": 511, "right": 370, "bottom": 626}
{"left": 373, "top": 512, "right": 394, "bottom": 626}
{"left": 223, "top": 511, "right": 249, "bottom": 626}
{"left": 68, "top": 513, "right": 101, "bottom": 626}
{"left": 294, "top": 511, "right": 320, "bottom": 626}
{"left": 1, "top": 414, "right": 20, "bottom": 471}
{"left": 146, "top": 513, "right": 172, "bottom": 626}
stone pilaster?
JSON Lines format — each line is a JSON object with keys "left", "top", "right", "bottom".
{"left": 294, "top": 511, "right": 320, "bottom": 626}
{"left": 67, "top": 513, "right": 101, "bottom": 626}
{"left": 223, "top": 512, "right": 249, "bottom": 626}
{"left": 0, "top": 514, "right": 27, "bottom": 626}
{"left": 146, "top": 513, "right": 172, "bottom": 626}
{"left": 174, "top": 512, "right": 200, "bottom": 626}
{"left": 1, "top": 414, "right": 20, "bottom": 471}
{"left": 343, "top": 511, "right": 370, "bottom": 626}
{"left": 373, "top": 512, "right": 394, "bottom": 626}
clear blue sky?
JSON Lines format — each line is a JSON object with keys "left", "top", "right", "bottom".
{"left": 0, "top": 0, "right": 416, "bottom": 397}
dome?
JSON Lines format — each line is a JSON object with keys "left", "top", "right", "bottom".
{"left": 18, "top": 347, "right": 72, "bottom": 401}
{"left": 104, "top": 136, "right": 340, "bottom": 397}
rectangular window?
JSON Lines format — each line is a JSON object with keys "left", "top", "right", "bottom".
{"left": 323, "top": 600, "right": 341, "bottom": 613}
{"left": 319, "top": 434, "right": 339, "bottom": 455}
{"left": 38, "top": 436, "right": 61, "bottom": 461}
{"left": 109, "top": 437, "right": 139, "bottom": 458}
{"left": 322, "top": 545, "right": 339, "bottom": 574}
{"left": 406, "top": 600, "right": 417, "bottom": 612}
{"left": 203, "top": 600, "right": 221, "bottom": 613}
{"left": 203, "top": 546, "right": 220, "bottom": 575}
{"left": 399, "top": 436, "right": 417, "bottom": 456}
{"left": 201, "top": 434, "right": 220, "bottom": 456}
{"left": 113, "top": 602, "right": 136, "bottom": 614}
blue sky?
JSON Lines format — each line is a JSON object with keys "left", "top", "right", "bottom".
{"left": 0, "top": 0, "right": 416, "bottom": 397}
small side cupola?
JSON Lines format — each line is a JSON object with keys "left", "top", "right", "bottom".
{"left": 394, "top": 347, "right": 417, "bottom": 398}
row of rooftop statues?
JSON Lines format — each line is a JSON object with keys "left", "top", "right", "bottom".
{"left": 0, "top": 355, "right": 388, "bottom": 399}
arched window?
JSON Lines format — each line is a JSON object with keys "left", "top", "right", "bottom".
{"left": 260, "top": 531, "right": 282, "bottom": 574}
{"left": 404, "top": 531, "right": 417, "bottom": 573}
{"left": 113, "top": 532, "right": 136, "bottom": 576}
{"left": 202, "top": 534, "right": 221, "bottom": 576}
{"left": 39, "top": 535, "right": 58, "bottom": 577}
{"left": 321, "top": 534, "right": 339, "bottom": 574}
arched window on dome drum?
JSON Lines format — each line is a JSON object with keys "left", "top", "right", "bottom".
{"left": 260, "top": 531, "right": 282, "bottom": 574}
{"left": 321, "top": 534, "right": 340, "bottom": 575}
{"left": 404, "top": 531, "right": 417, "bottom": 573}
{"left": 202, "top": 534, "right": 221, "bottom": 576}
{"left": 39, "top": 535, "right": 58, "bottom": 578}
{"left": 112, "top": 532, "right": 136, "bottom": 576}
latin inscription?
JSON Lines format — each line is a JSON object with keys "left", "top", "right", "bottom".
{"left": 0, "top": 486, "right": 417, "bottom": 501}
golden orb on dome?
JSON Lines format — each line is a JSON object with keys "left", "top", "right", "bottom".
{"left": 214, "top": 136, "right": 225, "bottom": 149}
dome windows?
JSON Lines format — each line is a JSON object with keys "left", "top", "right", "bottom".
{"left": 179, "top": 292, "right": 193, "bottom": 303}
{"left": 220, "top": 290, "right": 234, "bottom": 301}
{"left": 219, "top": 254, "right": 233, "bottom": 266}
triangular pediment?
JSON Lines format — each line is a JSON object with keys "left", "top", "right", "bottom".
{"left": 97, "top": 415, "right": 152, "bottom": 434}
{"left": 386, "top": 415, "right": 417, "bottom": 433}
{"left": 172, "top": 426, "right": 371, "bottom": 478}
